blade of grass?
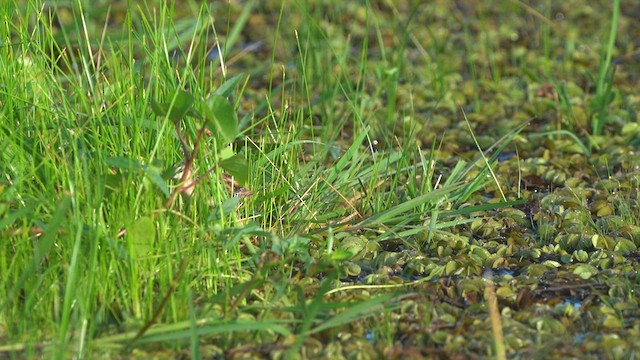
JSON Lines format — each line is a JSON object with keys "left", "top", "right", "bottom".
{"left": 3, "top": 196, "right": 71, "bottom": 312}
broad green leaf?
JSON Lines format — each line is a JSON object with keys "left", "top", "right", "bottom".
{"left": 104, "top": 156, "right": 142, "bottom": 171}
{"left": 340, "top": 236, "right": 366, "bottom": 257}
{"left": 151, "top": 90, "right": 195, "bottom": 123}
{"left": 128, "top": 216, "right": 156, "bottom": 256}
{"left": 143, "top": 166, "right": 170, "bottom": 198}
{"left": 330, "top": 248, "right": 353, "bottom": 261}
{"left": 220, "top": 154, "right": 248, "bottom": 186}
{"left": 573, "top": 264, "right": 599, "bottom": 280}
{"left": 208, "top": 197, "right": 241, "bottom": 222}
{"left": 602, "top": 314, "right": 623, "bottom": 329}
{"left": 219, "top": 146, "right": 234, "bottom": 161}
{"left": 213, "top": 74, "right": 245, "bottom": 97}
{"left": 615, "top": 238, "right": 637, "bottom": 252}
{"left": 203, "top": 95, "right": 238, "bottom": 143}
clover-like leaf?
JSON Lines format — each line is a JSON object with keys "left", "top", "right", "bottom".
{"left": 203, "top": 95, "right": 238, "bottom": 143}
{"left": 208, "top": 197, "right": 242, "bottom": 222}
{"left": 330, "top": 248, "right": 353, "bottom": 261}
{"left": 220, "top": 154, "right": 248, "bottom": 186}
{"left": 128, "top": 216, "right": 156, "bottom": 257}
{"left": 143, "top": 165, "right": 170, "bottom": 198}
{"left": 151, "top": 90, "right": 196, "bottom": 123}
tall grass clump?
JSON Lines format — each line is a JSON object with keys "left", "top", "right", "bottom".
{"left": 529, "top": 0, "right": 621, "bottom": 154}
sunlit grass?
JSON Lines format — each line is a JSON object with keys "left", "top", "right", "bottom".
{"left": 0, "top": 1, "right": 507, "bottom": 355}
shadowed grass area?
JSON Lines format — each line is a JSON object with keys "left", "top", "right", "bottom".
{"left": 1, "top": 0, "right": 640, "bottom": 358}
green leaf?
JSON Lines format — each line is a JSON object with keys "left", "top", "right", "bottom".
{"left": 329, "top": 248, "right": 353, "bottom": 261}
{"left": 143, "top": 165, "right": 170, "bottom": 198}
{"left": 208, "top": 197, "right": 241, "bottom": 222}
{"left": 105, "top": 157, "right": 142, "bottom": 171}
{"left": 219, "top": 146, "right": 235, "bottom": 161}
{"left": 615, "top": 238, "right": 637, "bottom": 252}
{"left": 151, "top": 90, "right": 195, "bottom": 123}
{"left": 340, "top": 236, "right": 366, "bottom": 257}
{"left": 213, "top": 74, "right": 245, "bottom": 97}
{"left": 204, "top": 95, "right": 238, "bottom": 143}
{"left": 573, "top": 264, "right": 599, "bottom": 280}
{"left": 220, "top": 154, "right": 248, "bottom": 186}
{"left": 128, "top": 216, "right": 156, "bottom": 256}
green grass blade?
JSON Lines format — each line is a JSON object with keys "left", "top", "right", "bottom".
{"left": 3, "top": 196, "right": 72, "bottom": 311}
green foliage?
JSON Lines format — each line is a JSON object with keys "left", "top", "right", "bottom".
{"left": 219, "top": 154, "right": 248, "bottom": 186}
{"left": 589, "top": 0, "right": 620, "bottom": 139}
{"left": 149, "top": 83, "right": 247, "bottom": 204}
{"left": 151, "top": 90, "right": 197, "bottom": 123}
{"left": 204, "top": 95, "right": 239, "bottom": 143}
{"left": 128, "top": 216, "right": 156, "bottom": 257}
{"left": 1, "top": 0, "right": 639, "bottom": 359}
